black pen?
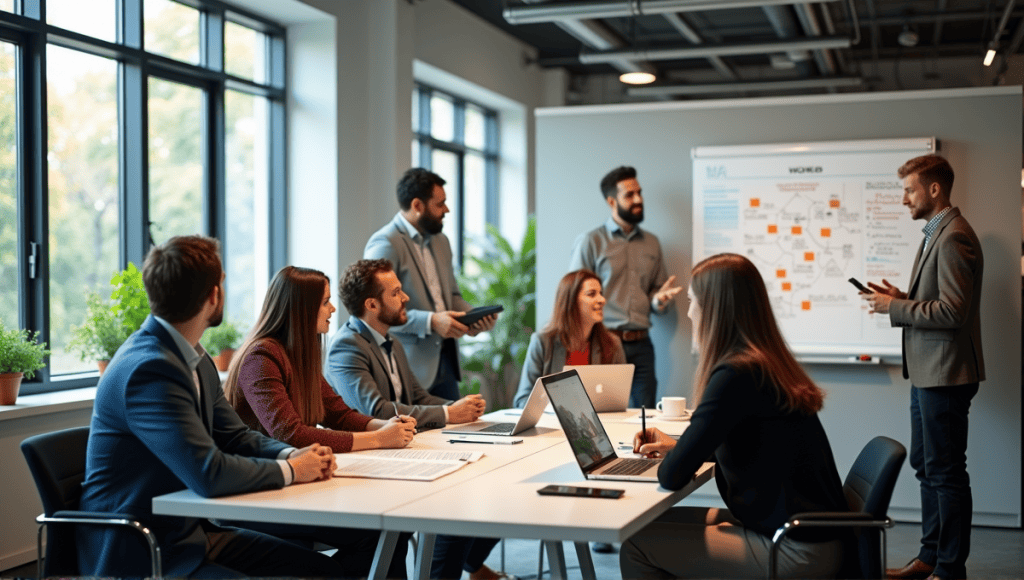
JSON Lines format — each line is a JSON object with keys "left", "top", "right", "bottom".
{"left": 641, "top": 405, "right": 647, "bottom": 446}
{"left": 448, "top": 439, "right": 522, "bottom": 445}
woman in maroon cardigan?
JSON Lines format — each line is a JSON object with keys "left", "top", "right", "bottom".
{"left": 223, "top": 265, "right": 415, "bottom": 578}
{"left": 224, "top": 266, "right": 415, "bottom": 452}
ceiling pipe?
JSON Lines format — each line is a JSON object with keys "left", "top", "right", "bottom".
{"left": 503, "top": 0, "right": 844, "bottom": 26}
{"left": 579, "top": 36, "right": 851, "bottom": 63}
{"left": 519, "top": 0, "right": 657, "bottom": 76}
{"left": 762, "top": 5, "right": 815, "bottom": 77}
{"left": 661, "top": 13, "right": 737, "bottom": 79}
{"left": 626, "top": 76, "right": 863, "bottom": 97}
{"left": 794, "top": 3, "right": 837, "bottom": 76}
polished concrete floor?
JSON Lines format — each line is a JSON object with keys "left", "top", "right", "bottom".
{"left": 2, "top": 522, "right": 1021, "bottom": 579}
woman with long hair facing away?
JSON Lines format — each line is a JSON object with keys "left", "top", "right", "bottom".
{"left": 223, "top": 265, "right": 415, "bottom": 578}
{"left": 512, "top": 269, "right": 626, "bottom": 408}
{"left": 620, "top": 253, "right": 849, "bottom": 579}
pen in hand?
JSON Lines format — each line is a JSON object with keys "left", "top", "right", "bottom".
{"left": 640, "top": 405, "right": 647, "bottom": 446}
{"left": 392, "top": 401, "right": 406, "bottom": 423}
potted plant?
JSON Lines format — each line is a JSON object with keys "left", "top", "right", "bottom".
{"left": 68, "top": 263, "right": 150, "bottom": 374}
{"left": 457, "top": 216, "right": 536, "bottom": 410}
{"left": 201, "top": 319, "right": 244, "bottom": 372}
{"left": 0, "top": 323, "right": 51, "bottom": 405}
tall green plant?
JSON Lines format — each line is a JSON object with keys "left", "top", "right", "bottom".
{"left": 457, "top": 216, "right": 536, "bottom": 409}
{"left": 68, "top": 263, "right": 151, "bottom": 362}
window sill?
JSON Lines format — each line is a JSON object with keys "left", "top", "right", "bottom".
{"left": 0, "top": 387, "right": 96, "bottom": 422}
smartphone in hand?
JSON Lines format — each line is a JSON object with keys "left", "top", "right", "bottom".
{"left": 848, "top": 277, "right": 870, "bottom": 293}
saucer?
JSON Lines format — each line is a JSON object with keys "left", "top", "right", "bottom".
{"left": 657, "top": 413, "right": 690, "bottom": 422}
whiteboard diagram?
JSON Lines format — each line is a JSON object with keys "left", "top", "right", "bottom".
{"left": 693, "top": 138, "right": 936, "bottom": 359}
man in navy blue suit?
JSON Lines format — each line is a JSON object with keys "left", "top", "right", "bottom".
{"left": 77, "top": 235, "right": 345, "bottom": 578}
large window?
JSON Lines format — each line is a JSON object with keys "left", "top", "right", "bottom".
{"left": 412, "top": 84, "right": 499, "bottom": 266}
{"left": 0, "top": 0, "right": 287, "bottom": 393}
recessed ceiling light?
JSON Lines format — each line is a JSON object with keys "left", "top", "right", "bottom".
{"left": 619, "top": 72, "right": 656, "bottom": 85}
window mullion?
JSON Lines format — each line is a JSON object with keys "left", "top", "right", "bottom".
{"left": 120, "top": 61, "right": 148, "bottom": 267}
{"left": 19, "top": 26, "right": 49, "bottom": 383}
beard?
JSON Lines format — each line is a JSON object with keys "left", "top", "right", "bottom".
{"left": 417, "top": 212, "right": 444, "bottom": 235}
{"left": 379, "top": 304, "right": 408, "bottom": 327}
{"left": 207, "top": 302, "right": 224, "bottom": 328}
{"left": 617, "top": 201, "right": 644, "bottom": 225}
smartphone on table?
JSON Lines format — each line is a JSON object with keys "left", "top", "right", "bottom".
{"left": 536, "top": 485, "right": 624, "bottom": 499}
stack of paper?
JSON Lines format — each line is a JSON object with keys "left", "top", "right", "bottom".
{"left": 333, "top": 449, "right": 482, "bottom": 481}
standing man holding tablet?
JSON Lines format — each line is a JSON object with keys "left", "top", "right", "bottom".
{"left": 364, "top": 168, "right": 498, "bottom": 402}
{"left": 861, "top": 155, "right": 984, "bottom": 580}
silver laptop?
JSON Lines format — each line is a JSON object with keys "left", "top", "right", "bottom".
{"left": 442, "top": 378, "right": 548, "bottom": 436}
{"left": 563, "top": 364, "right": 634, "bottom": 412}
{"left": 542, "top": 369, "right": 661, "bottom": 482}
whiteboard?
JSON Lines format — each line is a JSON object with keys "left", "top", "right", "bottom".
{"left": 692, "top": 137, "right": 937, "bottom": 361}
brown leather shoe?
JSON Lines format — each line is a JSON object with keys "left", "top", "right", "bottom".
{"left": 887, "top": 558, "right": 935, "bottom": 579}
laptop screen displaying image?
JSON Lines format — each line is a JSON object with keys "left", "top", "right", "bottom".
{"left": 541, "top": 370, "right": 618, "bottom": 472}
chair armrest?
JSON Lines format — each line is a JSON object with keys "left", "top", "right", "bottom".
{"left": 36, "top": 511, "right": 163, "bottom": 578}
{"left": 788, "top": 510, "right": 880, "bottom": 521}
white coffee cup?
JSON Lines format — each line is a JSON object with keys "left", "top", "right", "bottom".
{"left": 657, "top": 396, "right": 687, "bottom": 417}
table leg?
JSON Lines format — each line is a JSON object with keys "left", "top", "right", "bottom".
{"left": 369, "top": 530, "right": 400, "bottom": 580}
{"left": 543, "top": 540, "right": 568, "bottom": 580}
{"left": 414, "top": 532, "right": 436, "bottom": 580}
{"left": 574, "top": 542, "right": 597, "bottom": 580}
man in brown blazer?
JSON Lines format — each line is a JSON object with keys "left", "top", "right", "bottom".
{"left": 862, "top": 155, "right": 984, "bottom": 580}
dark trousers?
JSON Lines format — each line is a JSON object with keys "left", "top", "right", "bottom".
{"left": 910, "top": 383, "right": 979, "bottom": 579}
{"left": 430, "top": 535, "right": 501, "bottom": 579}
{"left": 428, "top": 338, "right": 462, "bottom": 401}
{"left": 191, "top": 527, "right": 347, "bottom": 578}
{"left": 223, "top": 520, "right": 410, "bottom": 579}
{"left": 623, "top": 337, "right": 657, "bottom": 409}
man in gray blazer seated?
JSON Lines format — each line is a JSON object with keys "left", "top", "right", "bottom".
{"left": 363, "top": 168, "right": 497, "bottom": 401}
{"left": 326, "top": 258, "right": 486, "bottom": 430}
{"left": 861, "top": 155, "right": 984, "bottom": 580}
{"left": 327, "top": 259, "right": 512, "bottom": 580}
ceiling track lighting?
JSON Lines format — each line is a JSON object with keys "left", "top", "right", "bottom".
{"left": 626, "top": 76, "right": 863, "bottom": 97}
{"left": 984, "top": 0, "right": 1017, "bottom": 66}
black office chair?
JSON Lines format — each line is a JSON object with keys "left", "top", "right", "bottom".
{"left": 21, "top": 426, "right": 162, "bottom": 579}
{"left": 768, "top": 435, "right": 907, "bottom": 580}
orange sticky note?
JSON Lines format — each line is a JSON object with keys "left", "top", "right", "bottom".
{"left": 791, "top": 226, "right": 802, "bottom": 235}
{"left": 750, "top": 198, "right": 760, "bottom": 207}
{"left": 801, "top": 301, "right": 811, "bottom": 311}
{"left": 829, "top": 199, "right": 840, "bottom": 208}
{"left": 804, "top": 252, "right": 814, "bottom": 261}
{"left": 820, "top": 228, "right": 831, "bottom": 237}
{"left": 782, "top": 282, "right": 792, "bottom": 291}
{"left": 767, "top": 224, "right": 778, "bottom": 234}
{"left": 776, "top": 269, "right": 786, "bottom": 278}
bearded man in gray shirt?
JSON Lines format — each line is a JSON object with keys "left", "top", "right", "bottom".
{"left": 569, "top": 166, "right": 682, "bottom": 410}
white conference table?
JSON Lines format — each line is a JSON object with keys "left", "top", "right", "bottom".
{"left": 153, "top": 409, "right": 712, "bottom": 580}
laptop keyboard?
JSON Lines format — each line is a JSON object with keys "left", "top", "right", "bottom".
{"left": 603, "top": 458, "right": 661, "bottom": 476}
{"left": 476, "top": 422, "right": 515, "bottom": 434}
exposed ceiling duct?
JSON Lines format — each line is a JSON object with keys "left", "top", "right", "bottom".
{"left": 578, "top": 36, "right": 851, "bottom": 64}
{"left": 503, "top": 0, "right": 844, "bottom": 25}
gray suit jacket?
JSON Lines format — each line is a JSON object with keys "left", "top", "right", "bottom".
{"left": 363, "top": 213, "right": 472, "bottom": 388}
{"left": 889, "top": 207, "right": 985, "bottom": 388}
{"left": 512, "top": 331, "right": 626, "bottom": 408}
{"left": 325, "top": 316, "right": 451, "bottom": 430}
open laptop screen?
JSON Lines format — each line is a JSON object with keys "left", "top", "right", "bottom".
{"left": 541, "top": 370, "right": 618, "bottom": 473}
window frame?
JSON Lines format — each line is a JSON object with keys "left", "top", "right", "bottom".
{"left": 413, "top": 82, "right": 499, "bottom": 267}
{"left": 0, "top": 0, "right": 287, "bottom": 394}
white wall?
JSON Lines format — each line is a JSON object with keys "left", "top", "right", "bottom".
{"left": 535, "top": 87, "right": 1022, "bottom": 526}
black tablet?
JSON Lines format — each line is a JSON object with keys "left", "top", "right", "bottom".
{"left": 455, "top": 305, "right": 503, "bottom": 326}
